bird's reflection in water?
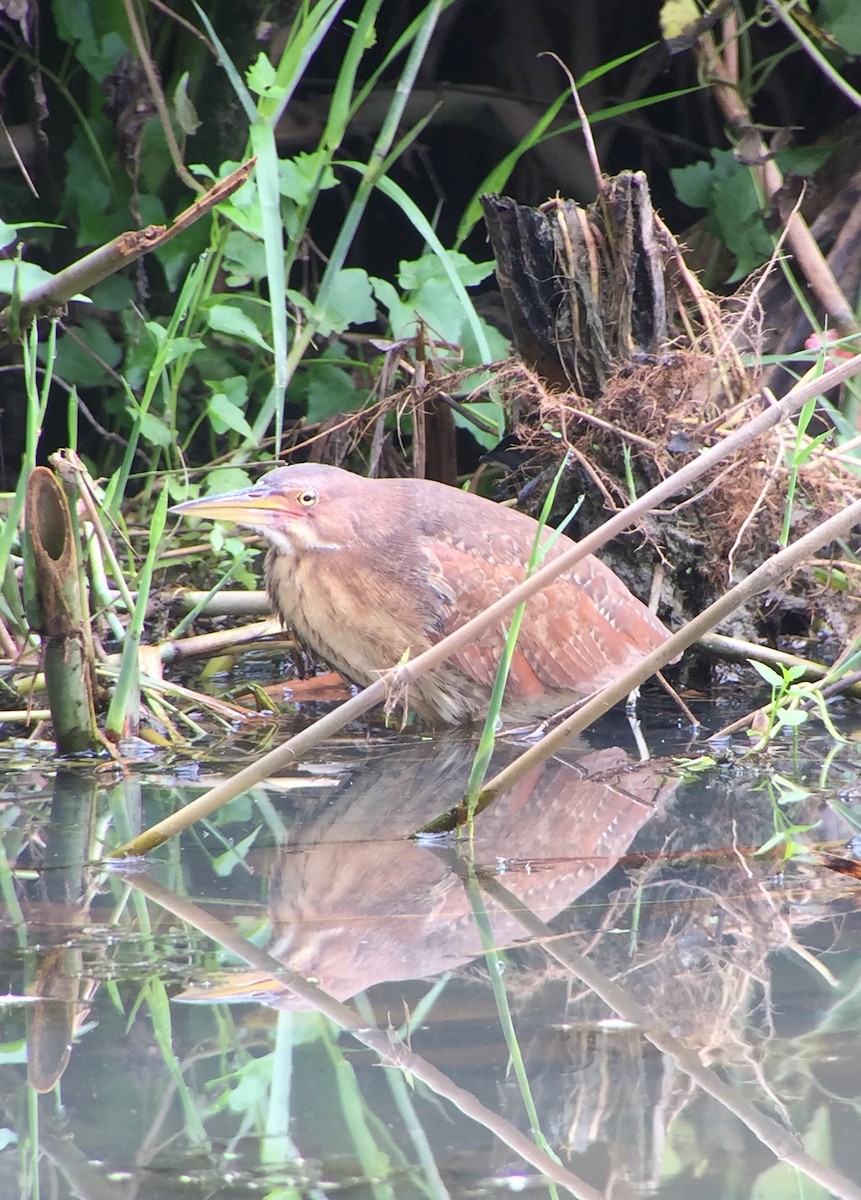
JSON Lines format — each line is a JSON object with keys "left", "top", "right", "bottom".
{"left": 178, "top": 734, "right": 678, "bottom": 1006}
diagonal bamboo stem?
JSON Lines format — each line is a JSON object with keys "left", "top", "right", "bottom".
{"left": 481, "top": 873, "right": 861, "bottom": 1200}
{"left": 477, "top": 496, "right": 861, "bottom": 809}
{"left": 111, "top": 353, "right": 861, "bottom": 857}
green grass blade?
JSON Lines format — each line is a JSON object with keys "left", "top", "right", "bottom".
{"left": 466, "top": 868, "right": 561, "bottom": 1190}
{"left": 191, "top": 1, "right": 257, "bottom": 121}
{"left": 105, "top": 488, "right": 169, "bottom": 739}
{"left": 279, "top": 2, "right": 445, "bottom": 390}
{"left": 465, "top": 455, "right": 573, "bottom": 811}
{"left": 249, "top": 120, "right": 288, "bottom": 453}
{"left": 457, "top": 85, "right": 703, "bottom": 245}
{"left": 342, "top": 166, "right": 498, "bottom": 378}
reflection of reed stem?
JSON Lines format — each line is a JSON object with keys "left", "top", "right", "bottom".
{"left": 477, "top": 872, "right": 861, "bottom": 1200}
{"left": 125, "top": 870, "right": 602, "bottom": 1200}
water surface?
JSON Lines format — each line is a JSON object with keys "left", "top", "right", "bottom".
{"left": 1, "top": 685, "right": 861, "bottom": 1199}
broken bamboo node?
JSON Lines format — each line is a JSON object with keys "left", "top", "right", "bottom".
{"left": 24, "top": 467, "right": 99, "bottom": 755}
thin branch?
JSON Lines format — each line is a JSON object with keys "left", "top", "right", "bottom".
{"left": 122, "top": 0, "right": 204, "bottom": 194}
{"left": 0, "top": 159, "right": 255, "bottom": 336}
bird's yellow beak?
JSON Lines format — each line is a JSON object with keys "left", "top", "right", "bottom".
{"left": 171, "top": 486, "right": 290, "bottom": 527}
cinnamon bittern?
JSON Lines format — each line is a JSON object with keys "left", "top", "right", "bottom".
{"left": 172, "top": 464, "right": 673, "bottom": 724}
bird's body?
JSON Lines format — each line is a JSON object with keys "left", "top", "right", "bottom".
{"left": 174, "top": 464, "right": 673, "bottom": 724}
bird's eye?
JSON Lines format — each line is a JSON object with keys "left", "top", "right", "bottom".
{"left": 297, "top": 488, "right": 318, "bottom": 507}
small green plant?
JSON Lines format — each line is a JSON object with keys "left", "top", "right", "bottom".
{"left": 745, "top": 659, "right": 847, "bottom": 753}
{"left": 779, "top": 381, "right": 833, "bottom": 548}
{"left": 755, "top": 772, "right": 819, "bottom": 862}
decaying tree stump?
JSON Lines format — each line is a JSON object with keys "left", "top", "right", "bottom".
{"left": 480, "top": 174, "right": 859, "bottom": 646}
{"left": 483, "top": 173, "right": 669, "bottom": 395}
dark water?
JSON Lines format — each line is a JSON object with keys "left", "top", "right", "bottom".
{"left": 1, "top": 684, "right": 861, "bottom": 1199}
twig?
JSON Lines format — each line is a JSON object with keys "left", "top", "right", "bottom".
{"left": 477, "top": 497, "right": 861, "bottom": 807}
{"left": 542, "top": 52, "right": 604, "bottom": 193}
{"left": 696, "top": 28, "right": 859, "bottom": 336}
{"left": 0, "top": 159, "right": 255, "bottom": 335}
{"left": 557, "top": 401, "right": 661, "bottom": 452}
{"left": 122, "top": 0, "right": 204, "bottom": 194}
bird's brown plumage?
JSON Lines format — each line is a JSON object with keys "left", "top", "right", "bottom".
{"left": 173, "top": 464, "right": 674, "bottom": 723}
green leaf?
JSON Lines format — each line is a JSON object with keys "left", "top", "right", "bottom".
{"left": 52, "top": 0, "right": 127, "bottom": 79}
{"left": 0, "top": 260, "right": 85, "bottom": 301}
{"left": 775, "top": 146, "right": 833, "bottom": 177}
{"left": 144, "top": 321, "right": 203, "bottom": 363}
{"left": 460, "top": 314, "right": 510, "bottom": 369}
{"left": 0, "top": 220, "right": 64, "bottom": 252}
{"left": 207, "top": 392, "right": 256, "bottom": 440}
{"left": 173, "top": 72, "right": 201, "bottom": 136}
{"left": 154, "top": 220, "right": 211, "bottom": 291}
{"left": 305, "top": 361, "right": 365, "bottom": 423}
{"left": 206, "top": 303, "right": 272, "bottom": 351}
{"left": 755, "top": 830, "right": 788, "bottom": 855}
{"left": 670, "top": 159, "right": 713, "bottom": 209}
{"left": 204, "top": 467, "right": 254, "bottom": 496}
{"left": 136, "top": 411, "right": 172, "bottom": 448}
{"left": 820, "top": 0, "right": 861, "bottom": 52}
{"left": 771, "top": 773, "right": 811, "bottom": 803}
{"left": 223, "top": 230, "right": 269, "bottom": 285}
{"left": 748, "top": 659, "right": 784, "bottom": 688}
{"left": 279, "top": 151, "right": 338, "bottom": 203}
{"left": 298, "top": 268, "right": 376, "bottom": 336}
{"left": 52, "top": 317, "right": 122, "bottom": 387}
{"left": 64, "top": 129, "right": 114, "bottom": 245}
{"left": 164, "top": 337, "right": 205, "bottom": 365}
{"left": 213, "top": 826, "right": 261, "bottom": 875}
{"left": 398, "top": 252, "right": 495, "bottom": 290}
{"left": 406, "top": 276, "right": 467, "bottom": 344}
{"left": 672, "top": 150, "right": 774, "bottom": 280}
{"left": 776, "top": 709, "right": 808, "bottom": 729}
{"left": 88, "top": 275, "right": 135, "bottom": 311}
{"left": 370, "top": 276, "right": 414, "bottom": 339}
{"left": 246, "top": 52, "right": 280, "bottom": 98}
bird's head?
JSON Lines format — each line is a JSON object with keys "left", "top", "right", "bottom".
{"left": 171, "top": 464, "right": 367, "bottom": 554}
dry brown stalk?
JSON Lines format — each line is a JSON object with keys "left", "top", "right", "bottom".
{"left": 0, "top": 159, "right": 255, "bottom": 336}
{"left": 696, "top": 26, "right": 859, "bottom": 337}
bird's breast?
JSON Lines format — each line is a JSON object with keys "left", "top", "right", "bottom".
{"left": 264, "top": 542, "right": 452, "bottom": 688}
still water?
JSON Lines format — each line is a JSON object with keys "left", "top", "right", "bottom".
{"left": 1, "top": 682, "right": 861, "bottom": 1199}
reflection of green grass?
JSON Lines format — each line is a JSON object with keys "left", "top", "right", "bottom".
{"left": 321, "top": 1019, "right": 397, "bottom": 1200}
{"left": 466, "top": 867, "right": 561, "bottom": 1198}
{"left": 756, "top": 769, "right": 820, "bottom": 863}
